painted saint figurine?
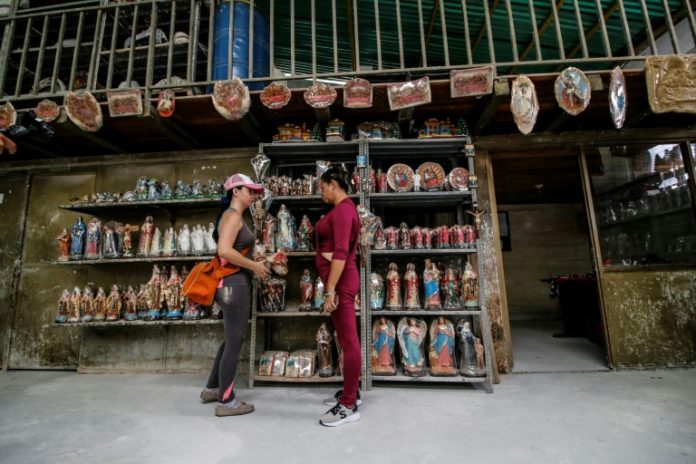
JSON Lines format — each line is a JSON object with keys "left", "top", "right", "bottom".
{"left": 84, "top": 217, "right": 102, "bottom": 259}
{"left": 369, "top": 272, "right": 385, "bottom": 310}
{"left": 313, "top": 276, "right": 325, "bottom": 310}
{"left": 276, "top": 204, "right": 297, "bottom": 251}
{"left": 136, "top": 284, "right": 149, "bottom": 320}
{"left": 119, "top": 223, "right": 139, "bottom": 257}
{"left": 384, "top": 226, "right": 399, "bottom": 250}
{"left": 161, "top": 226, "right": 177, "bottom": 257}
{"left": 373, "top": 225, "right": 387, "bottom": 250}
{"left": 105, "top": 284, "right": 122, "bottom": 321}
{"left": 164, "top": 266, "right": 183, "bottom": 319}
{"left": 123, "top": 286, "right": 138, "bottom": 321}
{"left": 190, "top": 224, "right": 206, "bottom": 255}
{"left": 411, "top": 225, "right": 424, "bottom": 250}
{"left": 298, "top": 269, "right": 314, "bottom": 311}
{"left": 177, "top": 224, "right": 191, "bottom": 256}
{"left": 296, "top": 214, "right": 314, "bottom": 251}
{"left": 137, "top": 216, "right": 154, "bottom": 257}
{"left": 150, "top": 227, "right": 163, "bottom": 257}
{"left": 422, "top": 227, "right": 434, "bottom": 249}
{"left": 56, "top": 289, "right": 70, "bottom": 323}
{"left": 398, "top": 222, "right": 412, "bottom": 250}
{"left": 135, "top": 176, "right": 148, "bottom": 201}
{"left": 436, "top": 225, "right": 450, "bottom": 249}
{"left": 144, "top": 265, "right": 164, "bottom": 320}
{"left": 423, "top": 259, "right": 442, "bottom": 310}
{"left": 428, "top": 317, "right": 457, "bottom": 376}
{"left": 316, "top": 322, "right": 334, "bottom": 377}
{"left": 93, "top": 286, "right": 107, "bottom": 321}
{"left": 397, "top": 317, "right": 427, "bottom": 377}
{"left": 262, "top": 214, "right": 277, "bottom": 253}
{"left": 68, "top": 287, "right": 81, "bottom": 322}
{"left": 442, "top": 267, "right": 461, "bottom": 310}
{"left": 80, "top": 286, "right": 95, "bottom": 322}
{"left": 385, "top": 263, "right": 402, "bottom": 310}
{"left": 403, "top": 263, "right": 420, "bottom": 310}
{"left": 371, "top": 317, "right": 396, "bottom": 375}
{"left": 204, "top": 223, "right": 217, "bottom": 254}
{"left": 458, "top": 320, "right": 486, "bottom": 377}
{"left": 56, "top": 228, "right": 71, "bottom": 261}
{"left": 101, "top": 223, "right": 119, "bottom": 258}
{"left": 462, "top": 261, "right": 479, "bottom": 308}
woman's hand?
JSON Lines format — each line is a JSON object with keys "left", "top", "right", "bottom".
{"left": 251, "top": 260, "right": 271, "bottom": 280}
{"left": 322, "top": 292, "right": 338, "bottom": 313}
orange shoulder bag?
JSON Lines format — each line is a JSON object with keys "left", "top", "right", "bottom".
{"left": 182, "top": 247, "right": 251, "bottom": 306}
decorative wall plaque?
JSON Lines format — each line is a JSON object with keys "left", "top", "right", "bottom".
{"left": 609, "top": 66, "right": 627, "bottom": 129}
{"left": 554, "top": 67, "right": 591, "bottom": 116}
{"left": 645, "top": 55, "right": 696, "bottom": 114}
{"left": 107, "top": 89, "right": 143, "bottom": 117}
{"left": 343, "top": 78, "right": 373, "bottom": 108}
{"left": 35, "top": 99, "right": 60, "bottom": 123}
{"left": 157, "top": 89, "right": 175, "bottom": 118}
{"left": 303, "top": 81, "right": 337, "bottom": 108}
{"left": 0, "top": 101, "right": 17, "bottom": 129}
{"left": 260, "top": 82, "right": 291, "bottom": 110}
{"left": 64, "top": 91, "right": 103, "bottom": 132}
{"left": 510, "top": 75, "right": 538, "bottom": 135}
{"left": 450, "top": 65, "right": 495, "bottom": 98}
{"left": 387, "top": 76, "right": 431, "bottom": 111}
{"left": 212, "top": 78, "right": 251, "bottom": 121}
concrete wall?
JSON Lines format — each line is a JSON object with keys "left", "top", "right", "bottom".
{"left": 499, "top": 204, "right": 594, "bottom": 320}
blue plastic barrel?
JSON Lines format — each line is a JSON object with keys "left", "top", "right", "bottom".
{"left": 212, "top": 1, "right": 270, "bottom": 90}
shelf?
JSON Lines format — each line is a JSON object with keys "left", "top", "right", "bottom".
{"left": 370, "top": 248, "right": 477, "bottom": 256}
{"left": 367, "top": 137, "right": 472, "bottom": 158}
{"left": 598, "top": 204, "right": 694, "bottom": 229}
{"left": 50, "top": 318, "right": 222, "bottom": 328}
{"left": 256, "top": 310, "right": 360, "bottom": 317}
{"left": 261, "top": 141, "right": 359, "bottom": 160}
{"left": 370, "top": 191, "right": 473, "bottom": 206}
{"left": 372, "top": 373, "right": 487, "bottom": 383}
{"left": 285, "top": 251, "right": 317, "bottom": 257}
{"left": 371, "top": 309, "right": 480, "bottom": 316}
{"left": 58, "top": 197, "right": 222, "bottom": 214}
{"left": 252, "top": 374, "right": 343, "bottom": 383}
{"left": 273, "top": 194, "right": 359, "bottom": 205}
{"left": 54, "top": 255, "right": 214, "bottom": 265}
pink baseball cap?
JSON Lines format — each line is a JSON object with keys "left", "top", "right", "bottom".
{"left": 223, "top": 173, "right": 264, "bottom": 192}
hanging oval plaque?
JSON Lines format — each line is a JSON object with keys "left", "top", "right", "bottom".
{"left": 35, "top": 99, "right": 60, "bottom": 123}
{"left": 304, "top": 81, "right": 337, "bottom": 109}
{"left": 555, "top": 67, "right": 591, "bottom": 116}
{"left": 343, "top": 78, "right": 373, "bottom": 108}
{"left": 0, "top": 101, "right": 17, "bottom": 129}
{"left": 260, "top": 82, "right": 291, "bottom": 110}
{"left": 64, "top": 91, "right": 103, "bottom": 132}
{"left": 609, "top": 66, "right": 627, "bottom": 129}
{"left": 157, "top": 89, "right": 176, "bottom": 118}
{"left": 212, "top": 78, "right": 251, "bottom": 121}
{"left": 510, "top": 75, "right": 539, "bottom": 135}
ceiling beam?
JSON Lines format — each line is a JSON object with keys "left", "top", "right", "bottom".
{"left": 473, "top": 79, "right": 510, "bottom": 136}
{"left": 147, "top": 106, "right": 199, "bottom": 150}
{"left": 16, "top": 139, "right": 61, "bottom": 158}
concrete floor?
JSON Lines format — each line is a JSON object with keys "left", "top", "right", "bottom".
{"left": 1, "top": 369, "right": 695, "bottom": 464}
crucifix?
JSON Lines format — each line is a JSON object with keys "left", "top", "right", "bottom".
{"left": 465, "top": 209, "right": 487, "bottom": 233}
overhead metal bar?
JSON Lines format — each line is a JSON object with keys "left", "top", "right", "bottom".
{"left": 661, "top": 0, "right": 681, "bottom": 53}
{"left": 460, "top": 0, "right": 472, "bottom": 64}
{"left": 396, "top": 0, "right": 405, "bottom": 68}
{"left": 31, "top": 15, "right": 49, "bottom": 95}
{"left": 438, "top": 0, "right": 450, "bottom": 66}
{"left": 617, "top": 0, "right": 635, "bottom": 56}
{"left": 375, "top": 0, "right": 383, "bottom": 70}
{"left": 572, "top": 0, "right": 589, "bottom": 58}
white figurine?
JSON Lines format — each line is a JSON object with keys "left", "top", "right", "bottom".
{"left": 162, "top": 226, "right": 177, "bottom": 257}
{"left": 204, "top": 222, "right": 217, "bottom": 254}
{"left": 191, "top": 224, "right": 206, "bottom": 255}
{"left": 150, "top": 227, "right": 163, "bottom": 257}
{"left": 177, "top": 224, "right": 191, "bottom": 256}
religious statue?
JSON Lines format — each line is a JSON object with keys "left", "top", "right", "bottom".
{"left": 146, "top": 178, "right": 159, "bottom": 201}
{"left": 466, "top": 209, "right": 486, "bottom": 235}
{"left": 56, "top": 228, "right": 71, "bottom": 261}
{"left": 160, "top": 180, "right": 172, "bottom": 200}
{"left": 442, "top": 267, "right": 461, "bottom": 310}
{"left": 123, "top": 285, "right": 138, "bottom": 321}
{"left": 102, "top": 222, "right": 119, "bottom": 258}
{"left": 296, "top": 215, "right": 314, "bottom": 251}
{"left": 458, "top": 320, "right": 486, "bottom": 377}
{"left": 93, "top": 286, "right": 107, "bottom": 321}
{"left": 423, "top": 259, "right": 442, "bottom": 310}
{"left": 190, "top": 224, "right": 206, "bottom": 255}
{"left": 80, "top": 286, "right": 95, "bottom": 322}
{"left": 436, "top": 225, "right": 450, "bottom": 249}
{"left": 191, "top": 179, "right": 204, "bottom": 198}
{"left": 260, "top": 278, "right": 285, "bottom": 312}
{"left": 463, "top": 225, "right": 476, "bottom": 248}
{"left": 136, "top": 284, "right": 149, "bottom": 319}
{"left": 298, "top": 269, "right": 314, "bottom": 311}
{"left": 373, "top": 225, "right": 387, "bottom": 250}
{"left": 118, "top": 223, "right": 139, "bottom": 257}
{"left": 150, "top": 227, "right": 163, "bottom": 257}
{"left": 137, "top": 216, "right": 154, "bottom": 257}
{"left": 210, "top": 301, "right": 223, "bottom": 319}
{"left": 68, "top": 287, "right": 81, "bottom": 322}
{"left": 376, "top": 168, "right": 388, "bottom": 193}
{"left": 371, "top": 317, "right": 396, "bottom": 375}
{"left": 462, "top": 261, "right": 479, "bottom": 308}
{"left": 177, "top": 224, "right": 191, "bottom": 255}
{"left": 316, "top": 323, "right": 334, "bottom": 377}
{"left": 411, "top": 226, "right": 424, "bottom": 250}
{"left": 55, "top": 289, "right": 70, "bottom": 323}
{"left": 451, "top": 225, "right": 465, "bottom": 249}
{"left": 164, "top": 266, "right": 183, "bottom": 319}
{"left": 369, "top": 272, "right": 385, "bottom": 310}
{"left": 204, "top": 223, "right": 217, "bottom": 254}
{"left": 250, "top": 197, "right": 266, "bottom": 239}
{"left": 174, "top": 179, "right": 191, "bottom": 199}
{"left": 84, "top": 217, "right": 102, "bottom": 259}
{"left": 403, "top": 263, "right": 420, "bottom": 310}
{"left": 384, "top": 226, "right": 398, "bottom": 250}
{"left": 422, "top": 227, "right": 434, "bottom": 249}
{"left": 397, "top": 317, "right": 427, "bottom": 377}
{"left": 313, "top": 276, "right": 325, "bottom": 310}
{"left": 105, "top": 284, "right": 122, "bottom": 321}
{"left": 398, "top": 222, "right": 412, "bottom": 250}
{"left": 135, "top": 176, "right": 148, "bottom": 201}
{"left": 144, "top": 265, "right": 164, "bottom": 320}
{"left": 262, "top": 214, "right": 277, "bottom": 253}
{"left": 162, "top": 226, "right": 177, "bottom": 257}
{"left": 429, "top": 317, "right": 457, "bottom": 376}
{"left": 385, "top": 263, "right": 402, "bottom": 310}
{"left": 276, "top": 204, "right": 297, "bottom": 251}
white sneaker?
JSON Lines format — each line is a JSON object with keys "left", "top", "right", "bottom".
{"left": 322, "top": 389, "right": 362, "bottom": 406}
{"left": 319, "top": 402, "right": 361, "bottom": 427}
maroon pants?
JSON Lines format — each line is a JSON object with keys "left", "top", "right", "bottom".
{"left": 318, "top": 260, "right": 361, "bottom": 408}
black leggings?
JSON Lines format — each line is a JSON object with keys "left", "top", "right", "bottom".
{"left": 205, "top": 283, "right": 251, "bottom": 403}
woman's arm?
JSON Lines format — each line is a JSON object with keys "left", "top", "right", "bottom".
{"left": 217, "top": 210, "right": 269, "bottom": 280}
{"left": 322, "top": 204, "right": 353, "bottom": 312}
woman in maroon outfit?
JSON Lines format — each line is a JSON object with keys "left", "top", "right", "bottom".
{"left": 315, "top": 166, "right": 362, "bottom": 427}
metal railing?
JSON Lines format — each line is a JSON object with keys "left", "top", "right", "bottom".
{"left": 0, "top": 0, "right": 694, "bottom": 102}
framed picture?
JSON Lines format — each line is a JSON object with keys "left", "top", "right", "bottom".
{"left": 450, "top": 65, "right": 495, "bottom": 98}
{"left": 498, "top": 211, "right": 511, "bottom": 251}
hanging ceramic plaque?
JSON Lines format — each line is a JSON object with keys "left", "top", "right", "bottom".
{"left": 64, "top": 90, "right": 103, "bottom": 132}
{"left": 260, "top": 82, "right": 291, "bottom": 110}
{"left": 0, "top": 101, "right": 17, "bottom": 129}
{"left": 212, "top": 78, "right": 251, "bottom": 121}
{"left": 609, "top": 66, "right": 627, "bottom": 129}
{"left": 35, "top": 99, "right": 60, "bottom": 123}
{"left": 510, "top": 75, "right": 538, "bottom": 135}
{"left": 343, "top": 78, "right": 373, "bottom": 108}
{"left": 157, "top": 89, "right": 176, "bottom": 118}
{"left": 450, "top": 65, "right": 495, "bottom": 98}
{"left": 303, "top": 81, "right": 337, "bottom": 109}
{"left": 645, "top": 55, "right": 696, "bottom": 114}
{"left": 387, "top": 76, "right": 431, "bottom": 111}
{"left": 107, "top": 88, "right": 143, "bottom": 117}
{"left": 555, "top": 67, "right": 591, "bottom": 116}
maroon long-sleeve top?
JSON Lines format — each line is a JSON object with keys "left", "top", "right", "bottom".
{"left": 315, "top": 197, "right": 360, "bottom": 265}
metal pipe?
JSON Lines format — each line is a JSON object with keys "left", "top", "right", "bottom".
{"left": 417, "top": 0, "right": 427, "bottom": 67}
{"left": 438, "top": 0, "right": 449, "bottom": 66}
{"left": 312, "top": 0, "right": 317, "bottom": 76}
{"left": 14, "top": 18, "right": 31, "bottom": 97}
{"left": 106, "top": 6, "right": 119, "bottom": 89}
{"left": 145, "top": 1, "right": 158, "bottom": 98}
{"left": 190, "top": 0, "right": 200, "bottom": 83}
{"left": 271, "top": 0, "right": 276, "bottom": 75}
{"left": 228, "top": 0, "right": 235, "bottom": 78}
{"left": 639, "top": 0, "right": 657, "bottom": 54}
{"left": 375, "top": 0, "right": 383, "bottom": 69}
{"left": 482, "top": 0, "right": 496, "bottom": 64}
{"left": 551, "top": 0, "right": 566, "bottom": 60}
{"left": 51, "top": 13, "right": 67, "bottom": 94}
{"left": 505, "top": 0, "right": 518, "bottom": 62}
{"left": 249, "top": 0, "right": 255, "bottom": 79}
{"left": 572, "top": 0, "right": 588, "bottom": 58}
{"left": 617, "top": 0, "right": 634, "bottom": 56}
{"left": 396, "top": 0, "right": 405, "bottom": 68}
{"left": 684, "top": 0, "right": 696, "bottom": 47}
{"left": 207, "top": 0, "right": 214, "bottom": 81}
{"left": 69, "top": 11, "right": 85, "bottom": 91}
{"left": 125, "top": 4, "right": 138, "bottom": 86}
{"left": 87, "top": 8, "right": 104, "bottom": 90}
{"left": 291, "top": 0, "right": 295, "bottom": 75}
{"left": 661, "top": 0, "right": 681, "bottom": 54}
{"left": 460, "top": 0, "right": 472, "bottom": 64}
{"left": 167, "top": 1, "right": 177, "bottom": 81}
{"left": 32, "top": 15, "right": 50, "bottom": 95}
{"left": 353, "top": 0, "right": 360, "bottom": 71}
{"left": 0, "top": 18, "right": 17, "bottom": 98}
{"left": 528, "top": 0, "right": 542, "bottom": 61}
{"left": 594, "top": 0, "right": 612, "bottom": 57}
{"left": 332, "top": 0, "right": 338, "bottom": 72}
{"left": 187, "top": 0, "right": 196, "bottom": 82}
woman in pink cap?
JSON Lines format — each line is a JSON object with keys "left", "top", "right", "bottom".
{"left": 200, "top": 173, "right": 270, "bottom": 417}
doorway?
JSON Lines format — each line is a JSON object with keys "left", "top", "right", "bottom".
{"left": 491, "top": 149, "right": 609, "bottom": 373}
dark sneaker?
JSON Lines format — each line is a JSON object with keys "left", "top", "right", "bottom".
{"left": 200, "top": 388, "right": 219, "bottom": 403}
{"left": 215, "top": 401, "right": 255, "bottom": 417}
{"left": 322, "top": 389, "right": 362, "bottom": 407}
{"left": 319, "top": 402, "right": 360, "bottom": 427}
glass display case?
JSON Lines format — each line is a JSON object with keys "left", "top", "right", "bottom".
{"left": 590, "top": 143, "right": 696, "bottom": 267}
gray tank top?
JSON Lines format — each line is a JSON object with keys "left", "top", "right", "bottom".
{"left": 218, "top": 208, "right": 255, "bottom": 286}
